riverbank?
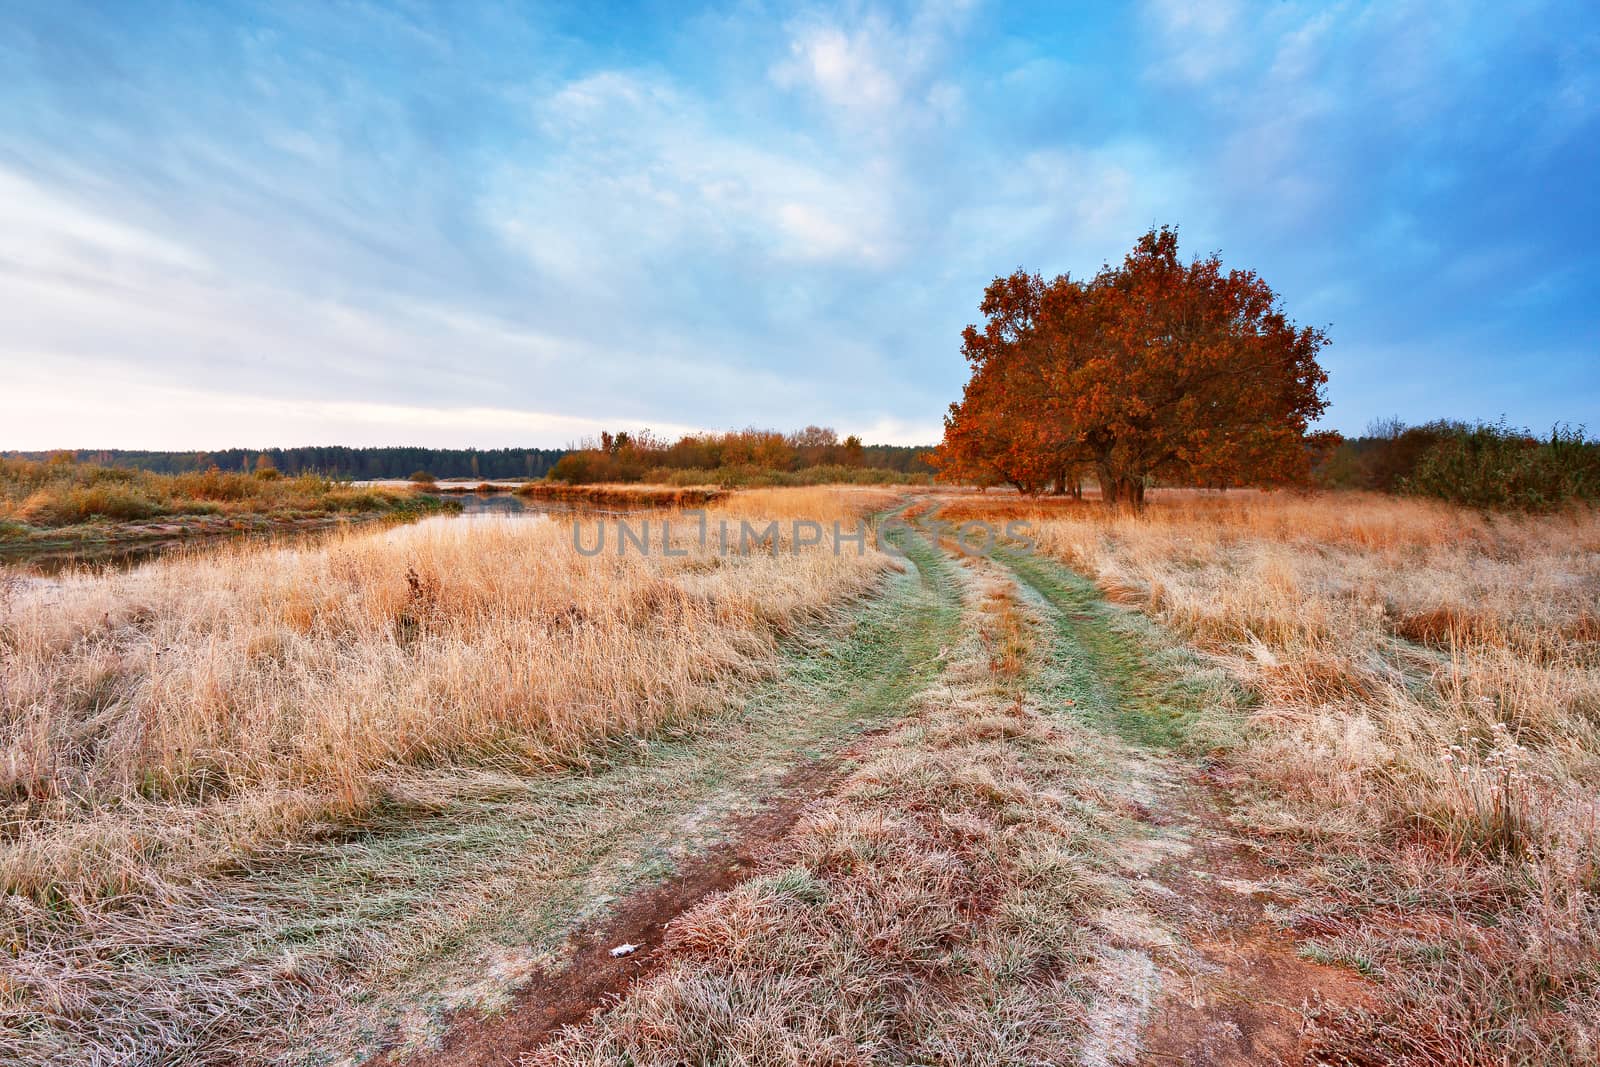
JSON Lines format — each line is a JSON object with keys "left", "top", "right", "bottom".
{"left": 0, "top": 456, "right": 457, "bottom": 569}
{"left": 0, "top": 498, "right": 458, "bottom": 572}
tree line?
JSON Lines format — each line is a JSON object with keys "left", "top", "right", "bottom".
{"left": 548, "top": 427, "right": 933, "bottom": 485}
{"left": 4, "top": 436, "right": 935, "bottom": 487}
{"left": 1317, "top": 419, "right": 1599, "bottom": 510}
{"left": 6, "top": 447, "right": 568, "bottom": 481}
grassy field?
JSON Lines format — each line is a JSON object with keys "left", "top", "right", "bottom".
{"left": 941, "top": 489, "right": 1600, "bottom": 1063}
{"left": 3, "top": 485, "right": 1596, "bottom": 1065}
{"left": 2, "top": 487, "right": 904, "bottom": 1062}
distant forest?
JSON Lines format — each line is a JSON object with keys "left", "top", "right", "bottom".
{"left": 7, "top": 448, "right": 567, "bottom": 480}
{"left": 5, "top": 441, "right": 935, "bottom": 481}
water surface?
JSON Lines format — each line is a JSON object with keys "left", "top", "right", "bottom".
{"left": 0, "top": 492, "right": 657, "bottom": 577}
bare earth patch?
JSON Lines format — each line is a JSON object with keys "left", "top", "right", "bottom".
{"left": 1117, "top": 763, "right": 1375, "bottom": 1066}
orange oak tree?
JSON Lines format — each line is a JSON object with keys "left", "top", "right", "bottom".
{"left": 932, "top": 227, "right": 1332, "bottom": 503}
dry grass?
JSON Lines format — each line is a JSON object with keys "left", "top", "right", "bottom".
{"left": 529, "top": 560, "right": 1122, "bottom": 1067}
{"left": 0, "top": 457, "right": 427, "bottom": 531}
{"left": 943, "top": 489, "right": 1600, "bottom": 1063}
{"left": 0, "top": 488, "right": 895, "bottom": 911}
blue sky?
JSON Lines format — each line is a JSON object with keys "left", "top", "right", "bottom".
{"left": 1, "top": 0, "right": 1595, "bottom": 449}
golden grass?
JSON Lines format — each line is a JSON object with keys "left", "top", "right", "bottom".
{"left": 0, "top": 456, "right": 425, "bottom": 530}
{"left": 531, "top": 561, "right": 1119, "bottom": 1067}
{"left": 942, "top": 489, "right": 1600, "bottom": 1061}
{"left": 0, "top": 487, "right": 898, "bottom": 907}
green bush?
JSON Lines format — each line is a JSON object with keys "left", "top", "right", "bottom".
{"left": 1406, "top": 423, "right": 1599, "bottom": 510}
{"left": 321, "top": 489, "right": 390, "bottom": 512}
{"left": 1315, "top": 419, "right": 1462, "bottom": 491}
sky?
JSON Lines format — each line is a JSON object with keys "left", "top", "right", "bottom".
{"left": 0, "top": 0, "right": 1595, "bottom": 450}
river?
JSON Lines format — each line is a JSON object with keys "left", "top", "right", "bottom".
{"left": 0, "top": 491, "right": 635, "bottom": 577}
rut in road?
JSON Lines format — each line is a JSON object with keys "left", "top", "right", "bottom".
{"left": 987, "top": 537, "right": 1373, "bottom": 1066}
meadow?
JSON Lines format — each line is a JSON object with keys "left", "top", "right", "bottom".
{"left": 943, "top": 489, "right": 1600, "bottom": 1062}
{"left": 1, "top": 488, "right": 892, "bottom": 899}
{"left": 3, "top": 483, "right": 1596, "bottom": 1065}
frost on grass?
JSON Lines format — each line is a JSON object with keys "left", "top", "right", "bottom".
{"left": 531, "top": 560, "right": 1138, "bottom": 1067}
{"left": 0, "top": 489, "right": 899, "bottom": 1065}
{"left": 947, "top": 489, "right": 1600, "bottom": 1065}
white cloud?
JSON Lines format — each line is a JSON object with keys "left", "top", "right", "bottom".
{"left": 769, "top": 3, "right": 971, "bottom": 132}
{"left": 1140, "top": 0, "right": 1248, "bottom": 86}
{"left": 492, "top": 70, "right": 900, "bottom": 270}
{"left": 0, "top": 168, "right": 210, "bottom": 281}
{"left": 0, "top": 356, "right": 704, "bottom": 450}
{"left": 773, "top": 23, "right": 902, "bottom": 116}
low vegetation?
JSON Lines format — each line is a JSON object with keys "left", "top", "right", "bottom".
{"left": 1319, "top": 419, "right": 1600, "bottom": 510}
{"left": 0, "top": 456, "right": 440, "bottom": 542}
{"left": 514, "top": 483, "right": 726, "bottom": 507}
{"left": 6, "top": 476, "right": 1595, "bottom": 1064}
{"left": 0, "top": 488, "right": 892, "bottom": 901}
{"left": 533, "top": 559, "right": 1126, "bottom": 1066}
{"left": 547, "top": 426, "right": 931, "bottom": 486}
{"left": 944, "top": 489, "right": 1600, "bottom": 1063}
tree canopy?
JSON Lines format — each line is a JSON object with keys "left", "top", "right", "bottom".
{"left": 932, "top": 227, "right": 1333, "bottom": 503}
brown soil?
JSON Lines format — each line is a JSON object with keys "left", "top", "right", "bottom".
{"left": 1132, "top": 764, "right": 1375, "bottom": 1067}
{"left": 372, "top": 729, "right": 886, "bottom": 1066}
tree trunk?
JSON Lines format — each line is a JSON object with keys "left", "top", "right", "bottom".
{"left": 1096, "top": 465, "right": 1119, "bottom": 505}
{"left": 1097, "top": 471, "right": 1145, "bottom": 508}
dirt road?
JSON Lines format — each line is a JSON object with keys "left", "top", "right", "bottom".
{"left": 382, "top": 508, "right": 1372, "bottom": 1066}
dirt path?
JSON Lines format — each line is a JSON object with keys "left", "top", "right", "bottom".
{"left": 374, "top": 727, "right": 890, "bottom": 1067}
{"left": 356, "top": 520, "right": 964, "bottom": 1065}
{"left": 987, "top": 536, "right": 1373, "bottom": 1065}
